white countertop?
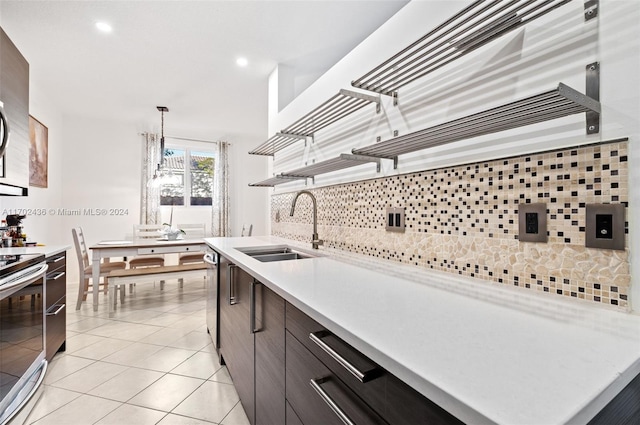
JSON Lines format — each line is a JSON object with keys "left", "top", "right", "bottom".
{"left": 207, "top": 236, "right": 640, "bottom": 425}
{"left": 0, "top": 245, "right": 70, "bottom": 258}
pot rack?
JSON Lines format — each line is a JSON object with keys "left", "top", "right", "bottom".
{"left": 352, "top": 78, "right": 600, "bottom": 167}
{"left": 351, "top": 0, "right": 594, "bottom": 102}
{"left": 249, "top": 89, "right": 380, "bottom": 156}
{"left": 249, "top": 153, "right": 380, "bottom": 187}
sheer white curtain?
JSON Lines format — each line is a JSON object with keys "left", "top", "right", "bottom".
{"left": 141, "top": 132, "right": 161, "bottom": 224}
{"left": 211, "top": 141, "right": 230, "bottom": 237}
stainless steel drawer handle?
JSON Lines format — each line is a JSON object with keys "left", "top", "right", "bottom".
{"left": 227, "top": 264, "right": 238, "bottom": 305}
{"left": 46, "top": 303, "right": 66, "bottom": 316}
{"left": 250, "top": 280, "right": 260, "bottom": 334}
{"left": 47, "top": 271, "right": 65, "bottom": 281}
{"left": 50, "top": 256, "right": 65, "bottom": 264}
{"left": 310, "top": 331, "right": 379, "bottom": 383}
{"left": 310, "top": 377, "right": 355, "bottom": 425}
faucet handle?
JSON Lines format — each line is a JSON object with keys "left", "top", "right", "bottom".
{"left": 311, "top": 233, "right": 323, "bottom": 249}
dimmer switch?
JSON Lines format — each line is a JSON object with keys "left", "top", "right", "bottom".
{"left": 518, "top": 203, "right": 547, "bottom": 243}
{"left": 586, "top": 204, "right": 625, "bottom": 250}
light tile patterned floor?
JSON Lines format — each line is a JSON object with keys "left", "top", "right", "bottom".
{"left": 23, "top": 277, "right": 249, "bottom": 425}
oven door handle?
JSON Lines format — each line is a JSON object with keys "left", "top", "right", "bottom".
{"left": 0, "top": 103, "right": 10, "bottom": 158}
{"left": 0, "top": 263, "right": 48, "bottom": 298}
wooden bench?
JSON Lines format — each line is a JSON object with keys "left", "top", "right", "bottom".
{"left": 107, "top": 263, "right": 207, "bottom": 316}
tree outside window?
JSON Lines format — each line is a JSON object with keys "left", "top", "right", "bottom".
{"left": 160, "top": 148, "right": 215, "bottom": 206}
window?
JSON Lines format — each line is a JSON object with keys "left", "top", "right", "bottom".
{"left": 160, "top": 148, "right": 215, "bottom": 206}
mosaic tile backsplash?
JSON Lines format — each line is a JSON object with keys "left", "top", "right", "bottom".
{"left": 271, "top": 140, "right": 630, "bottom": 310}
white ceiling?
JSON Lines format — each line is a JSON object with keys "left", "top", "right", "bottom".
{"left": 0, "top": 0, "right": 408, "bottom": 141}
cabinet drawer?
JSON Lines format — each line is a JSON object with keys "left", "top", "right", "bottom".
{"left": 45, "top": 295, "right": 66, "bottom": 361}
{"left": 46, "top": 253, "right": 66, "bottom": 274}
{"left": 46, "top": 269, "right": 66, "bottom": 307}
{"left": 286, "top": 331, "right": 388, "bottom": 425}
{"left": 138, "top": 245, "right": 204, "bottom": 255}
{"left": 286, "top": 302, "right": 463, "bottom": 425}
{"left": 286, "top": 303, "right": 387, "bottom": 416}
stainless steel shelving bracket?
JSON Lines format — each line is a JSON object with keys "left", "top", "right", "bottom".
{"left": 584, "top": 0, "right": 598, "bottom": 21}
{"left": 586, "top": 61, "right": 600, "bottom": 134}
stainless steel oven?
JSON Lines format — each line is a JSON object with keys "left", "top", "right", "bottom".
{"left": 0, "top": 254, "right": 48, "bottom": 425}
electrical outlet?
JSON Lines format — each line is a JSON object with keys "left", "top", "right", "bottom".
{"left": 385, "top": 207, "right": 405, "bottom": 233}
{"left": 518, "top": 203, "right": 547, "bottom": 243}
{"left": 586, "top": 204, "right": 625, "bottom": 250}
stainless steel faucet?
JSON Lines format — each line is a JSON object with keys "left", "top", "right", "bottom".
{"left": 290, "top": 190, "right": 323, "bottom": 249}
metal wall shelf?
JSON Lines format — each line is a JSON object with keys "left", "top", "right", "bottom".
{"left": 249, "top": 175, "right": 305, "bottom": 187}
{"left": 352, "top": 83, "right": 600, "bottom": 164}
{"left": 249, "top": 154, "right": 381, "bottom": 187}
{"left": 249, "top": 89, "right": 380, "bottom": 156}
{"left": 282, "top": 154, "right": 381, "bottom": 178}
{"left": 351, "top": 0, "right": 576, "bottom": 99}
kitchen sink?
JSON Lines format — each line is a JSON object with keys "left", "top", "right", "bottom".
{"left": 237, "top": 245, "right": 318, "bottom": 262}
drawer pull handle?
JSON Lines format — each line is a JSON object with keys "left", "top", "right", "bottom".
{"left": 47, "top": 271, "right": 65, "bottom": 281}
{"left": 310, "top": 378, "right": 355, "bottom": 425}
{"left": 227, "top": 264, "right": 238, "bottom": 305}
{"left": 46, "top": 303, "right": 66, "bottom": 316}
{"left": 310, "top": 332, "right": 380, "bottom": 383}
{"left": 50, "top": 256, "right": 65, "bottom": 264}
{"left": 250, "top": 280, "right": 261, "bottom": 334}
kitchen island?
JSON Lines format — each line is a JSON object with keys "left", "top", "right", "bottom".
{"left": 0, "top": 244, "right": 69, "bottom": 258}
{"left": 207, "top": 236, "right": 640, "bottom": 424}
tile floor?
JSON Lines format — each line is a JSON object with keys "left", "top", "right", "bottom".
{"left": 23, "top": 277, "right": 250, "bottom": 425}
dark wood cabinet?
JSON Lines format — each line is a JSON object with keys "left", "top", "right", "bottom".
{"left": 218, "top": 255, "right": 255, "bottom": 424}
{"left": 217, "top": 252, "right": 461, "bottom": 425}
{"left": 45, "top": 252, "right": 66, "bottom": 361}
{"left": 286, "top": 401, "right": 304, "bottom": 425}
{"left": 0, "top": 27, "right": 29, "bottom": 194}
{"left": 218, "top": 252, "right": 287, "bottom": 425}
{"left": 254, "top": 284, "right": 285, "bottom": 425}
{"left": 286, "top": 330, "right": 388, "bottom": 425}
{"left": 286, "top": 302, "right": 463, "bottom": 425}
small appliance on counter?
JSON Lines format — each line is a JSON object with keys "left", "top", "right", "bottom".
{"left": 2, "top": 214, "right": 27, "bottom": 247}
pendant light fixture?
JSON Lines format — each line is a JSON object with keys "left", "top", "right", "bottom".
{"left": 147, "top": 106, "right": 169, "bottom": 187}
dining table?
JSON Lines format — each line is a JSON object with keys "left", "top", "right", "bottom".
{"left": 89, "top": 237, "right": 208, "bottom": 311}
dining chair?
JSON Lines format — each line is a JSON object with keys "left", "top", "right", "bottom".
{"left": 72, "top": 227, "right": 127, "bottom": 310}
{"left": 176, "top": 223, "right": 207, "bottom": 287}
{"left": 129, "top": 224, "right": 166, "bottom": 291}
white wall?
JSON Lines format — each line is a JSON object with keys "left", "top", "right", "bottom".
{"left": 54, "top": 117, "right": 267, "bottom": 284}
{"left": 267, "top": 1, "right": 640, "bottom": 308}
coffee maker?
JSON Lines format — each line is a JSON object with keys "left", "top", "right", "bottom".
{"left": 5, "top": 214, "right": 26, "bottom": 247}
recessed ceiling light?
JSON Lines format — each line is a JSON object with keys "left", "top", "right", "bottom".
{"left": 95, "top": 22, "right": 112, "bottom": 33}
{"left": 236, "top": 57, "right": 248, "bottom": 67}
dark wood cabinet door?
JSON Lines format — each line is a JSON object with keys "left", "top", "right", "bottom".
{"left": 286, "top": 401, "right": 304, "bottom": 425}
{"left": 254, "top": 284, "right": 285, "bottom": 425}
{"left": 218, "top": 256, "right": 255, "bottom": 425}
